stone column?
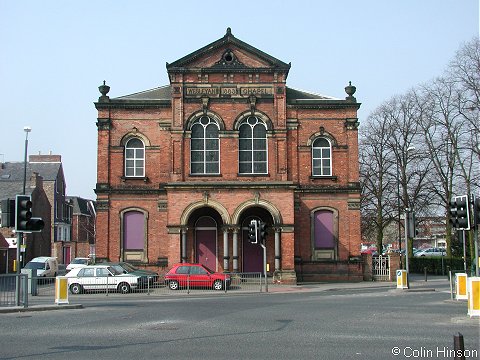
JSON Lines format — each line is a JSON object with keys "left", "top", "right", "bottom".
{"left": 274, "top": 226, "right": 281, "bottom": 271}
{"left": 222, "top": 226, "right": 229, "bottom": 271}
{"left": 232, "top": 226, "right": 239, "bottom": 272}
{"left": 181, "top": 227, "right": 188, "bottom": 263}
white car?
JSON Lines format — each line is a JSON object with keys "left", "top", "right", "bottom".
{"left": 414, "top": 248, "right": 446, "bottom": 257}
{"left": 65, "top": 265, "right": 141, "bottom": 294}
{"left": 66, "top": 257, "right": 92, "bottom": 271}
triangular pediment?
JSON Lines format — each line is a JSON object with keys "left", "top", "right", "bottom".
{"left": 166, "top": 28, "right": 290, "bottom": 73}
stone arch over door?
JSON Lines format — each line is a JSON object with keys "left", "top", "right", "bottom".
{"left": 180, "top": 199, "right": 231, "bottom": 226}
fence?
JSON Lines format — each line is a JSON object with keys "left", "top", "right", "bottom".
{"left": 4, "top": 272, "right": 264, "bottom": 299}
{"left": 0, "top": 274, "right": 28, "bottom": 307}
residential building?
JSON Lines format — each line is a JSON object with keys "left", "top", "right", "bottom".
{"left": 67, "top": 196, "right": 96, "bottom": 259}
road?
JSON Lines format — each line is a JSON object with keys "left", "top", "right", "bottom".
{"left": 0, "top": 284, "right": 478, "bottom": 360}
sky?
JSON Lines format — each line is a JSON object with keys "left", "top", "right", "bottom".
{"left": 0, "top": 0, "right": 478, "bottom": 200}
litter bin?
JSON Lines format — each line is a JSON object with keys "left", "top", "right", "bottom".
{"left": 467, "top": 277, "right": 480, "bottom": 318}
{"left": 396, "top": 269, "right": 408, "bottom": 289}
{"left": 455, "top": 273, "right": 468, "bottom": 300}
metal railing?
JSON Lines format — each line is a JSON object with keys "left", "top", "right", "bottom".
{"left": 0, "top": 272, "right": 264, "bottom": 304}
{"left": 372, "top": 255, "right": 390, "bottom": 281}
{"left": 0, "top": 274, "right": 28, "bottom": 307}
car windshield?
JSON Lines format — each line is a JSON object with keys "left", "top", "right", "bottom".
{"left": 71, "top": 258, "right": 88, "bottom": 265}
{"left": 121, "top": 263, "right": 138, "bottom": 272}
{"left": 110, "top": 264, "right": 127, "bottom": 274}
{"left": 108, "top": 266, "right": 123, "bottom": 275}
{"left": 24, "top": 262, "right": 45, "bottom": 270}
{"left": 202, "top": 265, "right": 215, "bottom": 274}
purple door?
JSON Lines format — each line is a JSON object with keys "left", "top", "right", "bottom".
{"left": 196, "top": 230, "right": 216, "bottom": 271}
{"left": 195, "top": 217, "right": 217, "bottom": 271}
{"left": 243, "top": 229, "right": 263, "bottom": 272}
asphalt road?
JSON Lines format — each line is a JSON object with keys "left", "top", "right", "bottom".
{"left": 0, "top": 285, "right": 478, "bottom": 360}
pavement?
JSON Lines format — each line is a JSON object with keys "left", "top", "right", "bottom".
{"left": 0, "top": 274, "right": 455, "bottom": 314}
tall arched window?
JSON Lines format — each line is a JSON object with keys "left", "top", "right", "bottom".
{"left": 312, "top": 209, "right": 337, "bottom": 260}
{"left": 312, "top": 137, "right": 332, "bottom": 176}
{"left": 122, "top": 210, "right": 146, "bottom": 262}
{"left": 125, "top": 138, "right": 145, "bottom": 177}
{"left": 191, "top": 116, "right": 220, "bottom": 174}
{"left": 239, "top": 116, "right": 267, "bottom": 174}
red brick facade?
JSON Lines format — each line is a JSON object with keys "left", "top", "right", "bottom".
{"left": 95, "top": 29, "right": 362, "bottom": 283}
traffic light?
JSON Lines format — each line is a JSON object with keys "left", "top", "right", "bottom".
{"left": 259, "top": 221, "right": 267, "bottom": 243}
{"left": 0, "top": 199, "right": 15, "bottom": 228}
{"left": 248, "top": 220, "right": 258, "bottom": 244}
{"left": 449, "top": 195, "right": 470, "bottom": 230}
{"left": 15, "top": 195, "right": 44, "bottom": 232}
{"left": 407, "top": 211, "right": 417, "bottom": 238}
{"left": 474, "top": 196, "right": 480, "bottom": 228}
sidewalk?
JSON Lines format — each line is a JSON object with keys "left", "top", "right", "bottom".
{"left": 0, "top": 274, "right": 451, "bottom": 314}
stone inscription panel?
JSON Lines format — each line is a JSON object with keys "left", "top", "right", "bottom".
{"left": 185, "top": 85, "right": 273, "bottom": 98}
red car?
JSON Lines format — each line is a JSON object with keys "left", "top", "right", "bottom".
{"left": 164, "top": 263, "right": 231, "bottom": 291}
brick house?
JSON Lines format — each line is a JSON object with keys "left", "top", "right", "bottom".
{"left": 94, "top": 29, "right": 362, "bottom": 283}
{"left": 0, "top": 167, "right": 51, "bottom": 272}
{"left": 67, "top": 196, "right": 96, "bottom": 259}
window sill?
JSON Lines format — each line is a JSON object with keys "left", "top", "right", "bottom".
{"left": 310, "top": 175, "right": 337, "bottom": 181}
{"left": 237, "top": 173, "right": 270, "bottom": 177}
{"left": 189, "top": 174, "right": 222, "bottom": 177}
{"left": 121, "top": 176, "right": 149, "bottom": 183}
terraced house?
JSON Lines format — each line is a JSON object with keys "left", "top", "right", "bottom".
{"left": 94, "top": 29, "right": 362, "bottom": 283}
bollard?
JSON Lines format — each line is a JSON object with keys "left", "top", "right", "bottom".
{"left": 424, "top": 267, "right": 428, "bottom": 282}
{"left": 453, "top": 333, "right": 465, "bottom": 360}
{"left": 455, "top": 273, "right": 468, "bottom": 300}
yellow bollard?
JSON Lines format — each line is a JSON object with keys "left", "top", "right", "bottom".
{"left": 396, "top": 269, "right": 408, "bottom": 289}
{"left": 55, "top": 276, "right": 69, "bottom": 305}
{"left": 467, "top": 277, "right": 480, "bottom": 318}
{"left": 455, "top": 273, "right": 468, "bottom": 300}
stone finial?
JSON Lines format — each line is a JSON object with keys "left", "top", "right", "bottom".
{"left": 226, "top": 27, "right": 232, "bottom": 36}
{"left": 345, "top": 81, "right": 357, "bottom": 102}
{"left": 98, "top": 80, "right": 110, "bottom": 101}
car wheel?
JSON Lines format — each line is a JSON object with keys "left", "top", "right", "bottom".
{"left": 168, "top": 280, "right": 179, "bottom": 290}
{"left": 117, "top": 282, "right": 131, "bottom": 294}
{"left": 70, "top": 283, "right": 83, "bottom": 295}
{"left": 213, "top": 280, "right": 223, "bottom": 291}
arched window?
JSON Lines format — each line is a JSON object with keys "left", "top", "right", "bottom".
{"left": 312, "top": 209, "right": 337, "bottom": 260}
{"left": 239, "top": 116, "right": 267, "bottom": 174}
{"left": 312, "top": 137, "right": 332, "bottom": 176}
{"left": 122, "top": 210, "right": 146, "bottom": 262}
{"left": 125, "top": 138, "right": 145, "bottom": 177}
{"left": 191, "top": 116, "right": 220, "bottom": 174}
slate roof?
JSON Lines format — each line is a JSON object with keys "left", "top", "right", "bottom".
{"left": 0, "top": 161, "right": 61, "bottom": 199}
{"left": 112, "top": 85, "right": 338, "bottom": 103}
{"left": 67, "top": 196, "right": 95, "bottom": 216}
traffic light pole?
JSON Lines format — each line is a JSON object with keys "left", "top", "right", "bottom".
{"left": 260, "top": 242, "right": 268, "bottom": 292}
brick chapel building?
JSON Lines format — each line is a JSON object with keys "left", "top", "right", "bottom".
{"left": 94, "top": 29, "right": 362, "bottom": 283}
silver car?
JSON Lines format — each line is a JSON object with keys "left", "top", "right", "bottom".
{"left": 414, "top": 248, "right": 446, "bottom": 257}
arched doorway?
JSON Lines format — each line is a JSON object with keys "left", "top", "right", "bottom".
{"left": 242, "top": 216, "right": 263, "bottom": 272}
{"left": 195, "top": 216, "right": 218, "bottom": 271}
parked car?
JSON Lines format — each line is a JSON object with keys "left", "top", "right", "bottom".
{"left": 66, "top": 257, "right": 92, "bottom": 272}
{"left": 23, "top": 257, "right": 59, "bottom": 277}
{"left": 414, "top": 248, "right": 446, "bottom": 257}
{"left": 65, "top": 265, "right": 142, "bottom": 294}
{"left": 102, "top": 262, "right": 159, "bottom": 286}
{"left": 164, "top": 263, "right": 231, "bottom": 290}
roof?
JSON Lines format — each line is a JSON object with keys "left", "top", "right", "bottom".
{"left": 67, "top": 196, "right": 95, "bottom": 215}
{"left": 167, "top": 28, "right": 291, "bottom": 72}
{"left": 0, "top": 162, "right": 61, "bottom": 182}
{"left": 112, "top": 85, "right": 339, "bottom": 103}
{"left": 0, "top": 233, "right": 8, "bottom": 249}
{"left": 0, "top": 161, "right": 62, "bottom": 199}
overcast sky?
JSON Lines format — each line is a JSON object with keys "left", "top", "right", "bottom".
{"left": 0, "top": 0, "right": 478, "bottom": 200}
